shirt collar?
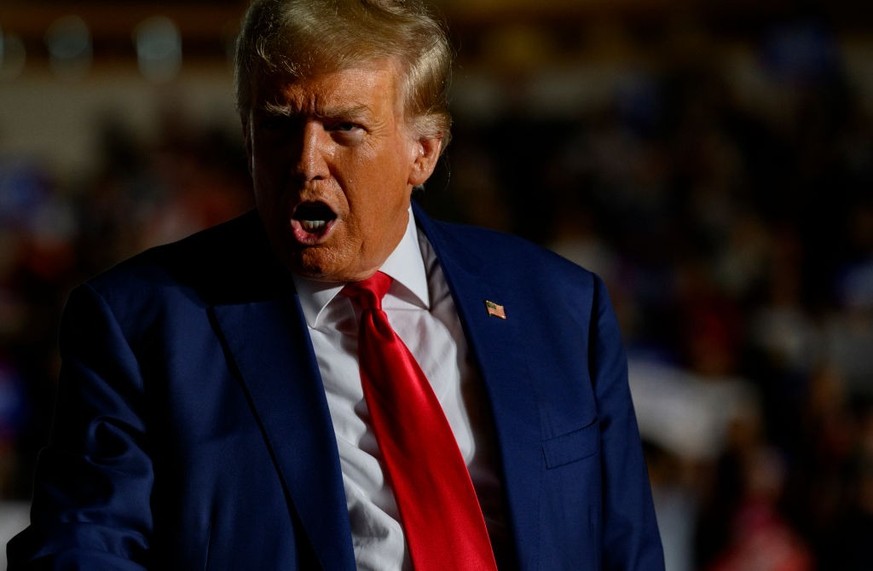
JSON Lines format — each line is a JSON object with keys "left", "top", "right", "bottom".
{"left": 292, "top": 207, "right": 430, "bottom": 328}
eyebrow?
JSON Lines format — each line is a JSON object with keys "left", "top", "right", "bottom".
{"left": 259, "top": 102, "right": 372, "bottom": 120}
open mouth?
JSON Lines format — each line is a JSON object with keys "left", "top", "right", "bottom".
{"left": 291, "top": 201, "right": 337, "bottom": 244}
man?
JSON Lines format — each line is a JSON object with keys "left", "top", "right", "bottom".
{"left": 8, "top": 0, "right": 664, "bottom": 569}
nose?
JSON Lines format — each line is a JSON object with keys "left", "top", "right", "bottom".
{"left": 293, "top": 120, "right": 330, "bottom": 182}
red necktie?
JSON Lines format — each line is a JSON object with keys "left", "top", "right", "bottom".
{"left": 343, "top": 272, "right": 498, "bottom": 571}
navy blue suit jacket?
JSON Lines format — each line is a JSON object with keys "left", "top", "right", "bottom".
{"left": 8, "top": 205, "right": 664, "bottom": 569}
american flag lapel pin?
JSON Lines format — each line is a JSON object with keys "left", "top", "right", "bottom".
{"left": 484, "top": 300, "right": 507, "bottom": 320}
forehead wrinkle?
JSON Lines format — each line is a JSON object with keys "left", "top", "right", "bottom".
{"left": 252, "top": 62, "right": 405, "bottom": 126}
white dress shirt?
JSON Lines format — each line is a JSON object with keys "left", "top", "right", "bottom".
{"left": 292, "top": 210, "right": 506, "bottom": 570}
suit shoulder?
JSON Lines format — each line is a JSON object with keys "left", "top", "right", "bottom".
{"left": 84, "top": 211, "right": 284, "bottom": 309}
{"left": 88, "top": 214, "right": 247, "bottom": 286}
{"left": 429, "top": 218, "right": 595, "bottom": 281}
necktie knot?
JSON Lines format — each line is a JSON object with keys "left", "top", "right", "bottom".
{"left": 343, "top": 271, "right": 392, "bottom": 310}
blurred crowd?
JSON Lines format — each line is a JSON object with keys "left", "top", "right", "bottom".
{"left": 2, "top": 9, "right": 873, "bottom": 571}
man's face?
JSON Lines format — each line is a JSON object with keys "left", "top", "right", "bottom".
{"left": 244, "top": 60, "right": 441, "bottom": 282}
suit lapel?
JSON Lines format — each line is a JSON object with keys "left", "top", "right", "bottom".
{"left": 210, "top": 293, "right": 355, "bottom": 570}
{"left": 414, "top": 204, "right": 543, "bottom": 569}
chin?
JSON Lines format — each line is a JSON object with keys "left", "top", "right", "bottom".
{"left": 288, "top": 250, "right": 341, "bottom": 282}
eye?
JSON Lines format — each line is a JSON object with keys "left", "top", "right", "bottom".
{"left": 327, "top": 120, "right": 365, "bottom": 144}
{"left": 328, "top": 121, "right": 361, "bottom": 133}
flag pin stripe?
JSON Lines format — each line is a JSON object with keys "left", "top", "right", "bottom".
{"left": 484, "top": 300, "right": 506, "bottom": 319}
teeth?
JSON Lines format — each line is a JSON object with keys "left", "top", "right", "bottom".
{"left": 301, "top": 220, "right": 327, "bottom": 232}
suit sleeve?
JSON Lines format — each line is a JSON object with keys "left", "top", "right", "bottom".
{"left": 590, "top": 275, "right": 664, "bottom": 570}
{"left": 6, "top": 283, "right": 152, "bottom": 570}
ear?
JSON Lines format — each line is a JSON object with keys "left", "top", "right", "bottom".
{"left": 408, "top": 135, "right": 443, "bottom": 187}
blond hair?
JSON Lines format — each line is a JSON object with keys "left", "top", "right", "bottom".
{"left": 235, "top": 0, "right": 452, "bottom": 144}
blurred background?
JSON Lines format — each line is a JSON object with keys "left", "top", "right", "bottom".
{"left": 1, "top": 0, "right": 872, "bottom": 569}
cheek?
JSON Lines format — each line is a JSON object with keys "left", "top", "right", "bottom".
{"left": 344, "top": 186, "right": 402, "bottom": 246}
{"left": 336, "top": 143, "right": 415, "bottom": 232}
